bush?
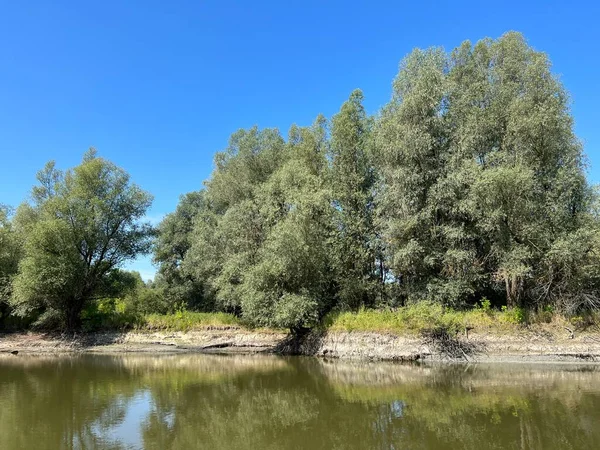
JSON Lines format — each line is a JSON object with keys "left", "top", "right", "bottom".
{"left": 479, "top": 298, "right": 492, "bottom": 313}
{"left": 500, "top": 306, "right": 527, "bottom": 325}
{"left": 323, "top": 302, "right": 465, "bottom": 336}
{"left": 81, "top": 299, "right": 143, "bottom": 331}
{"left": 123, "top": 286, "right": 171, "bottom": 315}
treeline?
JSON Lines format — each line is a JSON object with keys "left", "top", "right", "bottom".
{"left": 2, "top": 32, "right": 600, "bottom": 331}
{"left": 152, "top": 32, "right": 600, "bottom": 330}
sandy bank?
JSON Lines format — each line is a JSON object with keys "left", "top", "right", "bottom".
{"left": 1, "top": 327, "right": 599, "bottom": 363}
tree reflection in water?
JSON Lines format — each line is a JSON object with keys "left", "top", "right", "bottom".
{"left": 0, "top": 354, "right": 599, "bottom": 449}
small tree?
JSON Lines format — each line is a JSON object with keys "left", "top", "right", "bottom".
{"left": 11, "top": 149, "right": 153, "bottom": 330}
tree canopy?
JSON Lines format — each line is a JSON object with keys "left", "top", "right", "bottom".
{"left": 9, "top": 149, "right": 153, "bottom": 329}
{"left": 153, "top": 32, "right": 599, "bottom": 329}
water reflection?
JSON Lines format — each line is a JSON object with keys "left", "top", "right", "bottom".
{"left": 0, "top": 354, "right": 599, "bottom": 449}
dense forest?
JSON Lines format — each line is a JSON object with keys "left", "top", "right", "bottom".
{"left": 2, "top": 32, "right": 599, "bottom": 331}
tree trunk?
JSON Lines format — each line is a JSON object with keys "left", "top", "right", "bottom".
{"left": 505, "top": 275, "right": 522, "bottom": 308}
{"left": 505, "top": 278, "right": 515, "bottom": 308}
{"left": 65, "top": 301, "right": 83, "bottom": 332}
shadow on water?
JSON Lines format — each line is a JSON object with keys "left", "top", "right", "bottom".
{"left": 0, "top": 353, "right": 599, "bottom": 449}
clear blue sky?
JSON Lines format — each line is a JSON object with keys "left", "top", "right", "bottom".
{"left": 1, "top": 0, "right": 599, "bottom": 280}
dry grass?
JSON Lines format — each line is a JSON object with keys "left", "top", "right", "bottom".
{"left": 140, "top": 311, "right": 243, "bottom": 331}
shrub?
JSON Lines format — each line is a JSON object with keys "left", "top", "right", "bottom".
{"left": 500, "top": 306, "right": 527, "bottom": 325}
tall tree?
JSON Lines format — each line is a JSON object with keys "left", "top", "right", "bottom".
{"left": 161, "top": 32, "right": 598, "bottom": 320}
{"left": 375, "top": 47, "right": 455, "bottom": 304}
{"left": 375, "top": 32, "right": 594, "bottom": 309}
{"left": 329, "top": 90, "right": 379, "bottom": 309}
{"left": 184, "top": 127, "right": 287, "bottom": 314}
{"left": 447, "top": 32, "right": 589, "bottom": 308}
{"left": 240, "top": 118, "right": 334, "bottom": 330}
{"left": 11, "top": 149, "right": 153, "bottom": 329}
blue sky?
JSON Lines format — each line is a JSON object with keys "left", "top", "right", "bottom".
{"left": 1, "top": 0, "right": 599, "bottom": 280}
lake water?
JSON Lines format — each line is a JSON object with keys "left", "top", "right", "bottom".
{"left": 0, "top": 354, "right": 599, "bottom": 449}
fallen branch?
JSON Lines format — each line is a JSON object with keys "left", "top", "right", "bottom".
{"left": 421, "top": 327, "right": 480, "bottom": 361}
{"left": 201, "top": 342, "right": 233, "bottom": 350}
{"left": 563, "top": 327, "right": 575, "bottom": 339}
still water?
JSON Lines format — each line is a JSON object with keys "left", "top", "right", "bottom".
{"left": 0, "top": 354, "right": 599, "bottom": 449}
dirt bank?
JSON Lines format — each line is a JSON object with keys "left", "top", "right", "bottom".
{"left": 1, "top": 327, "right": 599, "bottom": 362}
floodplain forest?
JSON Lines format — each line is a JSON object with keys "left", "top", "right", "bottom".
{"left": 2, "top": 32, "right": 599, "bottom": 332}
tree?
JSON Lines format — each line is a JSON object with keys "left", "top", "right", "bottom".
{"left": 184, "top": 127, "right": 287, "bottom": 315}
{"left": 156, "top": 31, "right": 598, "bottom": 323}
{"left": 153, "top": 191, "right": 207, "bottom": 310}
{"left": 375, "top": 47, "right": 456, "bottom": 304}
{"left": 329, "top": 90, "right": 380, "bottom": 309}
{"left": 447, "top": 32, "right": 589, "bottom": 308}
{"left": 0, "top": 206, "right": 22, "bottom": 322}
{"left": 182, "top": 119, "right": 336, "bottom": 330}
{"left": 10, "top": 149, "right": 153, "bottom": 330}
{"left": 240, "top": 118, "right": 334, "bottom": 330}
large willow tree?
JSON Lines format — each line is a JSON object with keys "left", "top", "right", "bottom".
{"left": 11, "top": 150, "right": 153, "bottom": 329}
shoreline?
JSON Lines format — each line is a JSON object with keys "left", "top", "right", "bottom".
{"left": 1, "top": 328, "right": 600, "bottom": 363}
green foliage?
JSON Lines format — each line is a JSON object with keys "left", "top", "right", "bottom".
{"left": 10, "top": 150, "right": 153, "bottom": 330}
{"left": 4, "top": 32, "right": 598, "bottom": 332}
{"left": 237, "top": 127, "right": 335, "bottom": 329}
{"left": 500, "top": 306, "right": 527, "bottom": 325}
{"left": 151, "top": 32, "right": 600, "bottom": 329}
{"left": 0, "top": 206, "right": 23, "bottom": 326}
{"left": 206, "top": 127, "right": 286, "bottom": 213}
{"left": 153, "top": 191, "right": 207, "bottom": 310}
{"left": 324, "top": 303, "right": 464, "bottom": 335}
{"left": 329, "top": 90, "right": 381, "bottom": 309}
{"left": 479, "top": 297, "right": 492, "bottom": 313}
{"left": 324, "top": 303, "right": 544, "bottom": 335}
{"left": 81, "top": 299, "right": 143, "bottom": 331}
{"left": 115, "top": 271, "right": 173, "bottom": 316}
{"left": 374, "top": 32, "right": 593, "bottom": 310}
{"left": 177, "top": 117, "right": 337, "bottom": 330}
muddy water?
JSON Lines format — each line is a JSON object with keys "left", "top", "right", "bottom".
{"left": 0, "top": 354, "right": 598, "bottom": 449}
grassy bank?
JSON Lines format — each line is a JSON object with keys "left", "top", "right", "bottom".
{"left": 80, "top": 302, "right": 599, "bottom": 336}
{"left": 141, "top": 311, "right": 242, "bottom": 331}
{"left": 323, "top": 303, "right": 599, "bottom": 336}
{"left": 80, "top": 310, "right": 244, "bottom": 332}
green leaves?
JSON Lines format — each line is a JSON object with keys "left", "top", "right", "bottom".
{"left": 329, "top": 90, "right": 380, "bottom": 309}
{"left": 374, "top": 32, "right": 593, "bottom": 308}
{"left": 0, "top": 206, "right": 22, "bottom": 317}
{"left": 155, "top": 31, "right": 598, "bottom": 327}
{"left": 10, "top": 150, "right": 153, "bottom": 329}
{"left": 172, "top": 119, "right": 336, "bottom": 330}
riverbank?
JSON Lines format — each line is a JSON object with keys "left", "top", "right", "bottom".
{"left": 2, "top": 325, "right": 600, "bottom": 362}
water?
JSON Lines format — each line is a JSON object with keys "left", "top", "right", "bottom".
{"left": 0, "top": 354, "right": 599, "bottom": 449}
